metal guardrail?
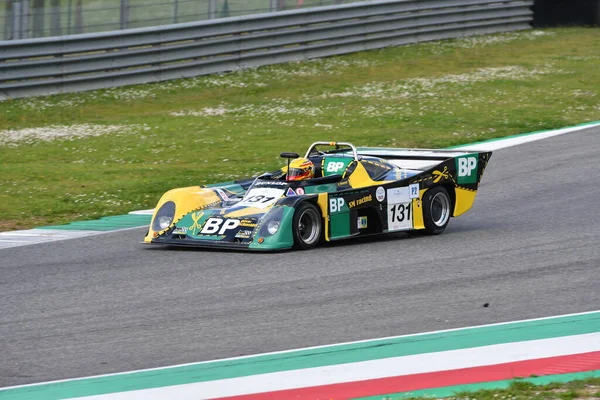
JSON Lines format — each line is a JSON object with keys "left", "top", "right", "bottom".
{"left": 0, "top": 0, "right": 534, "bottom": 99}
{"left": 2, "top": 0, "right": 354, "bottom": 40}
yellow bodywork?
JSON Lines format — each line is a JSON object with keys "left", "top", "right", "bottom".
{"left": 348, "top": 162, "right": 394, "bottom": 188}
{"left": 143, "top": 186, "right": 221, "bottom": 243}
{"left": 412, "top": 189, "right": 427, "bottom": 230}
{"left": 316, "top": 193, "right": 330, "bottom": 241}
{"left": 453, "top": 187, "right": 477, "bottom": 217}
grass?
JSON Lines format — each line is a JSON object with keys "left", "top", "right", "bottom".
{"left": 0, "top": 27, "right": 599, "bottom": 230}
{"left": 398, "top": 377, "right": 600, "bottom": 399}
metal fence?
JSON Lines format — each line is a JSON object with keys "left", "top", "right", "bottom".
{"left": 0, "top": 0, "right": 534, "bottom": 99}
{"left": 2, "top": 0, "right": 350, "bottom": 40}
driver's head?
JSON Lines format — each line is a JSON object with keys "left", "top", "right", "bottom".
{"left": 287, "top": 158, "right": 314, "bottom": 181}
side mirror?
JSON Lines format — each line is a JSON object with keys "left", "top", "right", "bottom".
{"left": 280, "top": 152, "right": 299, "bottom": 159}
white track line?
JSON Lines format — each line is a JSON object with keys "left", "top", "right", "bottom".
{"left": 452, "top": 123, "right": 600, "bottom": 151}
{"left": 0, "top": 226, "right": 147, "bottom": 249}
{"left": 128, "top": 209, "right": 154, "bottom": 215}
{"left": 0, "top": 229, "right": 103, "bottom": 249}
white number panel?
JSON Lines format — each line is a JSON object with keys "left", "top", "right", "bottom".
{"left": 387, "top": 202, "right": 413, "bottom": 231}
{"left": 237, "top": 188, "right": 284, "bottom": 209}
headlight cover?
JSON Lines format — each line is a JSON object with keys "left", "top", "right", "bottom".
{"left": 267, "top": 220, "right": 280, "bottom": 235}
{"left": 259, "top": 206, "right": 284, "bottom": 237}
{"left": 158, "top": 216, "right": 172, "bottom": 230}
{"left": 152, "top": 201, "right": 176, "bottom": 232}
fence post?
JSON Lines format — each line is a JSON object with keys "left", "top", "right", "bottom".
{"left": 67, "top": 0, "right": 72, "bottom": 34}
{"left": 208, "top": 0, "right": 216, "bottom": 19}
{"left": 31, "top": 0, "right": 43, "bottom": 37}
{"left": 120, "top": 0, "right": 129, "bottom": 29}
{"left": 21, "top": 0, "right": 29, "bottom": 38}
{"left": 3, "top": 0, "right": 12, "bottom": 40}
{"left": 74, "top": 0, "right": 82, "bottom": 33}
{"left": 173, "top": 0, "right": 178, "bottom": 23}
{"left": 220, "top": 0, "right": 229, "bottom": 17}
{"left": 50, "top": 0, "right": 60, "bottom": 36}
{"left": 270, "top": 0, "right": 277, "bottom": 12}
{"left": 12, "top": 1, "right": 21, "bottom": 39}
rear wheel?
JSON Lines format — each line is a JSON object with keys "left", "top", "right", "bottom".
{"left": 422, "top": 186, "right": 452, "bottom": 235}
{"left": 292, "top": 203, "right": 322, "bottom": 250}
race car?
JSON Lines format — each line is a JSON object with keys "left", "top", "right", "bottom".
{"left": 143, "top": 141, "right": 491, "bottom": 251}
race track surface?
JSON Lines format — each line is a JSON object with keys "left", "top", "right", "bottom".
{"left": 1, "top": 127, "right": 599, "bottom": 387}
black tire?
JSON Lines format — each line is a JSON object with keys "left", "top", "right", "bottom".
{"left": 422, "top": 186, "right": 452, "bottom": 235}
{"left": 292, "top": 202, "right": 322, "bottom": 250}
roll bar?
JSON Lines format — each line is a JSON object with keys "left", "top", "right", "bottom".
{"left": 304, "top": 141, "right": 359, "bottom": 161}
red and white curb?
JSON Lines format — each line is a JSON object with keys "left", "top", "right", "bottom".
{"left": 74, "top": 333, "right": 600, "bottom": 400}
{"left": 2, "top": 311, "right": 598, "bottom": 399}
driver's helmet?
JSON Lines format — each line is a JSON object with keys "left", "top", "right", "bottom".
{"left": 287, "top": 158, "right": 315, "bottom": 181}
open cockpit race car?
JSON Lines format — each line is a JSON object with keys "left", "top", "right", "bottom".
{"left": 143, "top": 142, "right": 492, "bottom": 251}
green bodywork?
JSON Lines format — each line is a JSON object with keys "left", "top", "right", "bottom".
{"left": 249, "top": 206, "right": 295, "bottom": 250}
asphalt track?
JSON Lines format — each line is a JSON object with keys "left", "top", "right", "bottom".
{"left": 1, "top": 127, "right": 599, "bottom": 388}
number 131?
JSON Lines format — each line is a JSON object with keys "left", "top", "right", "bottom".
{"left": 391, "top": 203, "right": 411, "bottom": 222}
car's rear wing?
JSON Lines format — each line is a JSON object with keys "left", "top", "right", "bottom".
{"left": 356, "top": 147, "right": 488, "bottom": 171}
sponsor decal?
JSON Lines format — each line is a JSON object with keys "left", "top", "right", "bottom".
{"left": 409, "top": 183, "right": 419, "bottom": 199}
{"left": 172, "top": 226, "right": 187, "bottom": 235}
{"left": 254, "top": 181, "right": 289, "bottom": 186}
{"left": 286, "top": 188, "right": 297, "bottom": 196}
{"left": 348, "top": 194, "right": 372, "bottom": 209}
{"left": 329, "top": 197, "right": 346, "bottom": 213}
{"left": 235, "top": 229, "right": 253, "bottom": 239}
{"left": 323, "top": 158, "right": 352, "bottom": 177}
{"left": 238, "top": 188, "right": 284, "bottom": 209}
{"left": 295, "top": 187, "right": 305, "bottom": 195}
{"left": 201, "top": 218, "right": 241, "bottom": 235}
{"left": 456, "top": 154, "right": 479, "bottom": 184}
{"left": 376, "top": 187, "right": 385, "bottom": 202}
{"left": 326, "top": 161, "right": 346, "bottom": 173}
{"left": 387, "top": 187, "right": 410, "bottom": 204}
{"left": 215, "top": 188, "right": 230, "bottom": 201}
{"left": 387, "top": 202, "right": 412, "bottom": 231}
{"left": 357, "top": 216, "right": 368, "bottom": 229}
{"left": 239, "top": 219, "right": 257, "bottom": 228}
{"left": 189, "top": 211, "right": 205, "bottom": 235}
{"left": 432, "top": 166, "right": 449, "bottom": 183}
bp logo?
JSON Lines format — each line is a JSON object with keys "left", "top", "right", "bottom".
{"left": 323, "top": 158, "right": 351, "bottom": 176}
{"left": 329, "top": 197, "right": 346, "bottom": 213}
{"left": 455, "top": 154, "right": 478, "bottom": 184}
{"left": 326, "top": 162, "right": 345, "bottom": 173}
{"left": 201, "top": 218, "right": 240, "bottom": 235}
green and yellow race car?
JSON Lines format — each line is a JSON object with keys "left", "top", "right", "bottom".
{"left": 144, "top": 141, "right": 491, "bottom": 251}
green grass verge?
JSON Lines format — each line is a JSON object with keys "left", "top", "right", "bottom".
{"left": 0, "top": 27, "right": 599, "bottom": 230}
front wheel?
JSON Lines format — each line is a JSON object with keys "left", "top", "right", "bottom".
{"left": 422, "top": 186, "right": 452, "bottom": 235}
{"left": 292, "top": 203, "right": 322, "bottom": 250}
